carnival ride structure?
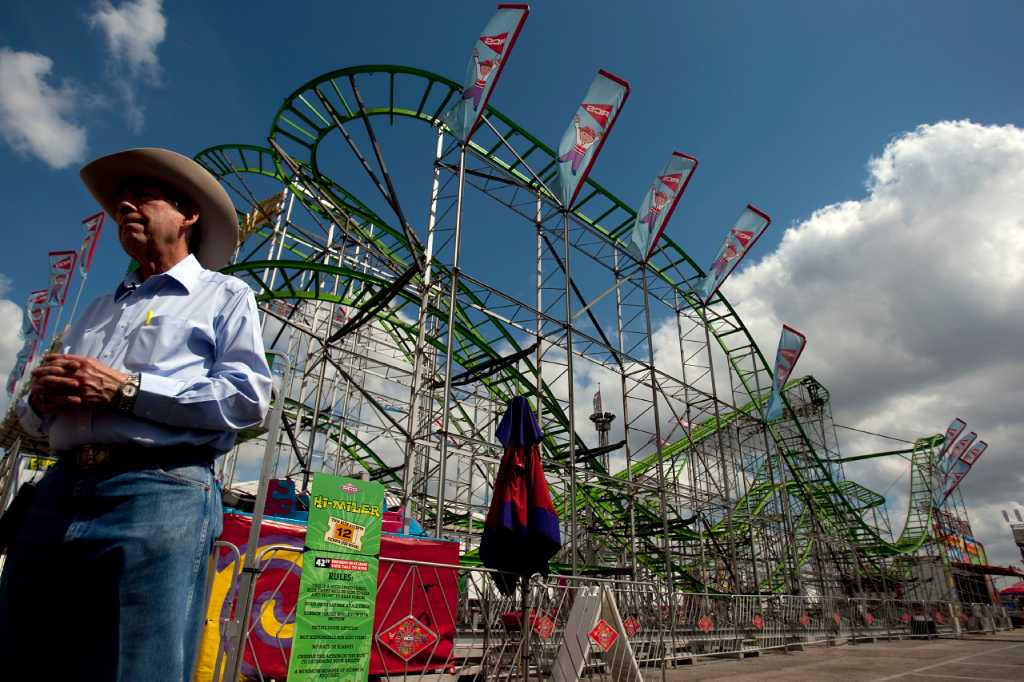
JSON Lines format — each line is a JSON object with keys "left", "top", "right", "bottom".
{"left": 183, "top": 62, "right": 969, "bottom": 603}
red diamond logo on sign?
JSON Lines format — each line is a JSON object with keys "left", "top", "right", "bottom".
{"left": 799, "top": 612, "right": 811, "bottom": 627}
{"left": 697, "top": 615, "right": 714, "bottom": 633}
{"left": 623, "top": 616, "right": 641, "bottom": 637}
{"left": 581, "top": 103, "right": 612, "bottom": 129}
{"left": 864, "top": 612, "right": 875, "bottom": 625}
{"left": 832, "top": 612, "right": 841, "bottom": 626}
{"left": 341, "top": 482, "right": 359, "bottom": 494}
{"left": 658, "top": 172, "right": 682, "bottom": 193}
{"left": 479, "top": 31, "right": 509, "bottom": 54}
{"left": 534, "top": 614, "right": 556, "bottom": 640}
{"left": 589, "top": 619, "right": 618, "bottom": 652}
{"left": 901, "top": 613, "right": 911, "bottom": 624}
{"left": 752, "top": 613, "right": 764, "bottom": 630}
{"left": 377, "top": 615, "right": 438, "bottom": 661}
{"left": 934, "top": 610, "right": 945, "bottom": 623}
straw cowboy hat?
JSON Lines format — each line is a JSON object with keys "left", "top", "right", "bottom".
{"left": 80, "top": 147, "right": 238, "bottom": 270}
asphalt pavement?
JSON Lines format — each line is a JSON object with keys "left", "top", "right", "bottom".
{"left": 659, "top": 629, "right": 1024, "bottom": 681}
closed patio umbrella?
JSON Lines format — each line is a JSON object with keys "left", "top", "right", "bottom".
{"left": 479, "top": 396, "right": 561, "bottom": 595}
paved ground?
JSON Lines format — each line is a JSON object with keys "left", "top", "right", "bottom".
{"left": 660, "top": 630, "right": 1024, "bottom": 681}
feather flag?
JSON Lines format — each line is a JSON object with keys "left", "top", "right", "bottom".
{"left": 931, "top": 417, "right": 967, "bottom": 510}
{"left": 935, "top": 430, "right": 977, "bottom": 505}
{"left": 941, "top": 440, "right": 987, "bottom": 504}
{"left": 764, "top": 324, "right": 807, "bottom": 421}
{"left": 697, "top": 205, "right": 770, "bottom": 302}
{"left": 480, "top": 396, "right": 561, "bottom": 595}
{"left": 78, "top": 212, "right": 104, "bottom": 276}
{"left": 26, "top": 289, "right": 50, "bottom": 340}
{"left": 937, "top": 418, "right": 967, "bottom": 464}
{"left": 47, "top": 250, "right": 77, "bottom": 308}
{"left": 6, "top": 290, "right": 49, "bottom": 395}
{"left": 443, "top": 4, "right": 529, "bottom": 143}
{"left": 944, "top": 431, "right": 978, "bottom": 472}
{"left": 959, "top": 439, "right": 987, "bottom": 466}
{"left": 629, "top": 152, "right": 698, "bottom": 260}
{"left": 551, "top": 70, "right": 630, "bottom": 208}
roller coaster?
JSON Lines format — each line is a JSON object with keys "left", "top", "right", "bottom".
{"left": 187, "top": 62, "right": 964, "bottom": 603}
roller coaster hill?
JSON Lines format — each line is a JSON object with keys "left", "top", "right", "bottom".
{"left": 0, "top": 17, "right": 1016, "bottom": 676}
{"left": 179, "top": 63, "right": 1008, "bottom": 604}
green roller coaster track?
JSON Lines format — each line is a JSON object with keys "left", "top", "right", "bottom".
{"left": 197, "top": 64, "right": 942, "bottom": 592}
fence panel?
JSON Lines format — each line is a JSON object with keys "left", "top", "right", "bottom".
{"left": 198, "top": 550, "right": 1019, "bottom": 680}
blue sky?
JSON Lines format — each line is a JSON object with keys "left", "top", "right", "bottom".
{"left": 1, "top": 1, "right": 1020, "bottom": 301}
{"left": 2, "top": 2, "right": 1024, "bottom": 565}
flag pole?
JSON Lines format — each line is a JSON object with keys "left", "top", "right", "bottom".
{"left": 65, "top": 271, "right": 88, "bottom": 330}
{"left": 520, "top": 574, "right": 529, "bottom": 682}
{"left": 46, "top": 303, "right": 68, "bottom": 351}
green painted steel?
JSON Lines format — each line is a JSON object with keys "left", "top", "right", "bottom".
{"left": 197, "top": 68, "right": 942, "bottom": 588}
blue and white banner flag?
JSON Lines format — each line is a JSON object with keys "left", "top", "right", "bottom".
{"left": 7, "top": 290, "right": 48, "bottom": 395}
{"left": 944, "top": 430, "right": 977, "bottom": 472}
{"left": 697, "top": 205, "right": 770, "bottom": 302}
{"left": 26, "top": 288, "right": 49, "bottom": 339}
{"left": 937, "top": 417, "right": 967, "bottom": 464}
{"left": 941, "top": 440, "right": 987, "bottom": 504}
{"left": 443, "top": 4, "right": 529, "bottom": 143}
{"left": 764, "top": 324, "right": 807, "bottom": 421}
{"left": 629, "top": 152, "right": 698, "bottom": 260}
{"left": 551, "top": 70, "right": 630, "bottom": 209}
{"left": 959, "top": 439, "right": 987, "bottom": 466}
{"left": 935, "top": 430, "right": 977, "bottom": 505}
{"left": 47, "top": 250, "right": 77, "bottom": 308}
{"left": 932, "top": 418, "right": 966, "bottom": 509}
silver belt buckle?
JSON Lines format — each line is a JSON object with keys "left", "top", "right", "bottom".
{"left": 77, "top": 444, "right": 111, "bottom": 469}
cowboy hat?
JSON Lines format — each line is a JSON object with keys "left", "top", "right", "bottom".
{"left": 80, "top": 147, "right": 238, "bottom": 270}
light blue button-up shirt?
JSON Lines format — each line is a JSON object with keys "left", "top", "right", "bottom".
{"left": 18, "top": 254, "right": 272, "bottom": 453}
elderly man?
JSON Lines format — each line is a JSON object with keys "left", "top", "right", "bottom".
{"left": 0, "top": 148, "right": 272, "bottom": 680}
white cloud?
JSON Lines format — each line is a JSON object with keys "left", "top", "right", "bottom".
{"left": 723, "top": 120, "right": 1024, "bottom": 567}
{"left": 0, "top": 48, "right": 87, "bottom": 169}
{"left": 0, "top": 275, "right": 27, "bottom": 414}
{"left": 88, "top": 0, "right": 166, "bottom": 79}
{"left": 88, "top": 0, "right": 167, "bottom": 132}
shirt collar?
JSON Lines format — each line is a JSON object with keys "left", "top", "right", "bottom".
{"left": 114, "top": 254, "right": 203, "bottom": 301}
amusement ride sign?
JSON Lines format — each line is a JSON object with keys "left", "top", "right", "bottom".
{"left": 287, "top": 474, "right": 385, "bottom": 681}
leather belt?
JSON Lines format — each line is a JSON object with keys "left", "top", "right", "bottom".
{"left": 61, "top": 444, "right": 216, "bottom": 471}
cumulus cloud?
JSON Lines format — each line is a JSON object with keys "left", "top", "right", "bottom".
{"left": 0, "top": 275, "right": 28, "bottom": 414}
{"left": 723, "top": 120, "right": 1024, "bottom": 566}
{"left": 0, "top": 48, "right": 87, "bottom": 169}
{"left": 88, "top": 0, "right": 167, "bottom": 132}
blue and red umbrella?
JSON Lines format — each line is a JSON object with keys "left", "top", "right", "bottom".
{"left": 480, "top": 396, "right": 561, "bottom": 595}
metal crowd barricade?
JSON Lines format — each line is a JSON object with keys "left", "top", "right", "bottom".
{"left": 197, "top": 551, "right": 1020, "bottom": 681}
{"left": 213, "top": 543, "right": 304, "bottom": 682}
{"left": 733, "top": 594, "right": 791, "bottom": 653}
{"left": 371, "top": 558, "right": 522, "bottom": 681}
{"left": 599, "top": 577, "right": 666, "bottom": 668}
{"left": 931, "top": 601, "right": 957, "bottom": 636}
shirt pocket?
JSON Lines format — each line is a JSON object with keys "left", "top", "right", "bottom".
{"left": 123, "top": 315, "right": 196, "bottom": 372}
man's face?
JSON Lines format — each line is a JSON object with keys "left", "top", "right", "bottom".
{"left": 114, "top": 179, "right": 197, "bottom": 263}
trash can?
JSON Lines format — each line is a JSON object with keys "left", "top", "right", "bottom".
{"left": 910, "top": 616, "right": 936, "bottom": 636}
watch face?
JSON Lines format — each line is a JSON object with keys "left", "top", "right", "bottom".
{"left": 122, "top": 382, "right": 138, "bottom": 398}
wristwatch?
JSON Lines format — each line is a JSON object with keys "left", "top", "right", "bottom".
{"left": 114, "top": 374, "right": 141, "bottom": 413}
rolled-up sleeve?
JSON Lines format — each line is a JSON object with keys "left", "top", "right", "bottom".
{"left": 133, "top": 288, "right": 272, "bottom": 431}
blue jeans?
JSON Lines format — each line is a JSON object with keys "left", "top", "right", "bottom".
{"left": 0, "top": 457, "right": 222, "bottom": 681}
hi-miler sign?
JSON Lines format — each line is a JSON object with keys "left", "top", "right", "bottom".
{"left": 307, "top": 475, "right": 384, "bottom": 556}
{"left": 288, "top": 474, "right": 385, "bottom": 682}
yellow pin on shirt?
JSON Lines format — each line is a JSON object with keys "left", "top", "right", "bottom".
{"left": 145, "top": 310, "right": 154, "bottom": 325}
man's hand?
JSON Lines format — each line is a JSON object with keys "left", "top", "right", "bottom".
{"left": 29, "top": 354, "right": 128, "bottom": 414}
{"left": 30, "top": 355, "right": 82, "bottom": 414}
